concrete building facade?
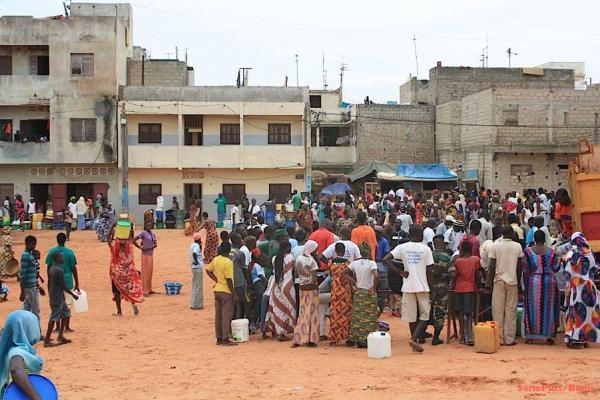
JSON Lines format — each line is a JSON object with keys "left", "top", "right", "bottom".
{"left": 400, "top": 65, "right": 575, "bottom": 105}
{"left": 436, "top": 86, "right": 600, "bottom": 192}
{"left": 354, "top": 104, "right": 435, "bottom": 167}
{"left": 0, "top": 3, "right": 132, "bottom": 210}
{"left": 309, "top": 89, "right": 356, "bottom": 174}
{"left": 119, "top": 86, "right": 310, "bottom": 222}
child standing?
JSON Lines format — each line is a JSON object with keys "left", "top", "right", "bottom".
{"left": 44, "top": 252, "right": 78, "bottom": 347}
{"left": 190, "top": 233, "right": 204, "bottom": 310}
{"left": 63, "top": 207, "right": 73, "bottom": 241}
{"left": 19, "top": 236, "right": 40, "bottom": 322}
{"left": 134, "top": 222, "right": 158, "bottom": 296}
{"left": 451, "top": 240, "right": 482, "bottom": 345}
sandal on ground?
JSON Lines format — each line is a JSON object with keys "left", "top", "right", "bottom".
{"left": 57, "top": 338, "right": 72, "bottom": 345}
{"left": 43, "top": 341, "right": 58, "bottom": 348}
{"left": 409, "top": 339, "right": 424, "bottom": 353}
{"left": 221, "top": 340, "right": 238, "bottom": 346}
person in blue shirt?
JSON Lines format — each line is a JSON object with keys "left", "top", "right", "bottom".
{"left": 374, "top": 226, "right": 390, "bottom": 312}
{"left": 19, "top": 236, "right": 40, "bottom": 325}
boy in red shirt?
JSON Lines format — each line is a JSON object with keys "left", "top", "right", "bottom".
{"left": 452, "top": 240, "right": 482, "bottom": 345}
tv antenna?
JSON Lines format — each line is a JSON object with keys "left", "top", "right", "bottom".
{"left": 295, "top": 54, "right": 299, "bottom": 86}
{"left": 322, "top": 51, "right": 328, "bottom": 90}
{"left": 507, "top": 47, "right": 518, "bottom": 68}
{"left": 339, "top": 59, "right": 349, "bottom": 95}
{"left": 413, "top": 34, "right": 420, "bottom": 78}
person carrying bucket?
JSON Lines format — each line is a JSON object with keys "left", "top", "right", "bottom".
{"left": 107, "top": 220, "right": 144, "bottom": 316}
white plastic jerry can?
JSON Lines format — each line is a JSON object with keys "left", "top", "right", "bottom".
{"left": 367, "top": 331, "right": 391, "bottom": 359}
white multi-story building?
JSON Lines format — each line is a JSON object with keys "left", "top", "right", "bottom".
{"left": 119, "top": 86, "right": 310, "bottom": 221}
{"left": 0, "top": 3, "right": 132, "bottom": 211}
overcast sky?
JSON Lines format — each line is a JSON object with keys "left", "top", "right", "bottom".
{"left": 3, "top": 0, "right": 600, "bottom": 103}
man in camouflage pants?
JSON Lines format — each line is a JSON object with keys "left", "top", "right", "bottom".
{"left": 429, "top": 235, "right": 454, "bottom": 345}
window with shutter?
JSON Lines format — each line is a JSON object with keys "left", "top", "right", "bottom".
{"left": 222, "top": 184, "right": 246, "bottom": 204}
{"left": 70, "top": 118, "right": 97, "bottom": 142}
{"left": 268, "top": 124, "right": 291, "bottom": 144}
{"left": 269, "top": 184, "right": 292, "bottom": 204}
{"left": 220, "top": 124, "right": 240, "bottom": 145}
{"left": 138, "top": 123, "right": 162, "bottom": 144}
{"left": 70, "top": 53, "right": 94, "bottom": 77}
{"left": 139, "top": 184, "right": 162, "bottom": 205}
{"left": 0, "top": 56, "right": 11, "bottom": 75}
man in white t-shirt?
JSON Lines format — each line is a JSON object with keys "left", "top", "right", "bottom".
{"left": 320, "top": 226, "right": 361, "bottom": 263}
{"left": 250, "top": 198, "right": 261, "bottom": 219}
{"left": 486, "top": 225, "right": 523, "bottom": 346}
{"left": 189, "top": 233, "right": 204, "bottom": 310}
{"left": 231, "top": 201, "right": 241, "bottom": 227}
{"left": 396, "top": 207, "right": 413, "bottom": 234}
{"left": 422, "top": 220, "right": 435, "bottom": 247}
{"left": 383, "top": 225, "right": 434, "bottom": 353}
{"left": 27, "top": 197, "right": 36, "bottom": 221}
{"left": 384, "top": 225, "right": 434, "bottom": 353}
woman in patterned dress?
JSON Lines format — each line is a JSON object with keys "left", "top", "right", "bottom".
{"left": 523, "top": 230, "right": 560, "bottom": 344}
{"left": 344, "top": 243, "right": 379, "bottom": 348}
{"left": 199, "top": 213, "right": 219, "bottom": 264}
{"left": 108, "top": 225, "right": 144, "bottom": 316}
{"left": 328, "top": 243, "right": 353, "bottom": 345}
{"left": 265, "top": 240, "right": 296, "bottom": 341}
{"left": 292, "top": 240, "right": 320, "bottom": 347}
{"left": 557, "top": 232, "right": 600, "bottom": 349}
{"left": 0, "top": 227, "right": 14, "bottom": 277}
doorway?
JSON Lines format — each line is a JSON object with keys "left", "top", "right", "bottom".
{"left": 184, "top": 184, "right": 202, "bottom": 213}
{"left": 30, "top": 184, "right": 50, "bottom": 213}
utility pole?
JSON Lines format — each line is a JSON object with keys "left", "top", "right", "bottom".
{"left": 120, "top": 103, "right": 129, "bottom": 214}
{"left": 295, "top": 54, "right": 299, "bottom": 86}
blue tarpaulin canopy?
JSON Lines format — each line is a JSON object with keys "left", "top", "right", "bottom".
{"left": 393, "top": 163, "right": 458, "bottom": 182}
{"left": 320, "top": 182, "right": 351, "bottom": 197}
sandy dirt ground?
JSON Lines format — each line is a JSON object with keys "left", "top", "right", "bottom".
{"left": 1, "top": 229, "right": 599, "bottom": 400}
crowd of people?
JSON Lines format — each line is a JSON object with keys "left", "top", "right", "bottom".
{"left": 183, "top": 185, "right": 599, "bottom": 352}
{"left": 0, "top": 184, "right": 598, "bottom": 397}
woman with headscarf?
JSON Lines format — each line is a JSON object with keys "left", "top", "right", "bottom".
{"left": 14, "top": 195, "right": 24, "bottom": 229}
{"left": 557, "top": 232, "right": 600, "bottom": 349}
{"left": 265, "top": 240, "right": 296, "bottom": 341}
{"left": 455, "top": 194, "right": 467, "bottom": 216}
{"left": 199, "top": 212, "right": 219, "bottom": 264}
{"left": 523, "top": 230, "right": 560, "bottom": 344}
{"left": 0, "top": 226, "right": 14, "bottom": 277}
{"left": 108, "top": 224, "right": 144, "bottom": 316}
{"left": 292, "top": 240, "right": 320, "bottom": 347}
{"left": 184, "top": 202, "right": 199, "bottom": 237}
{"left": 75, "top": 196, "right": 86, "bottom": 230}
{"left": 95, "top": 202, "right": 111, "bottom": 242}
{"left": 343, "top": 242, "right": 379, "bottom": 348}
{"left": 0, "top": 310, "right": 44, "bottom": 399}
{"left": 297, "top": 203, "right": 313, "bottom": 234}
